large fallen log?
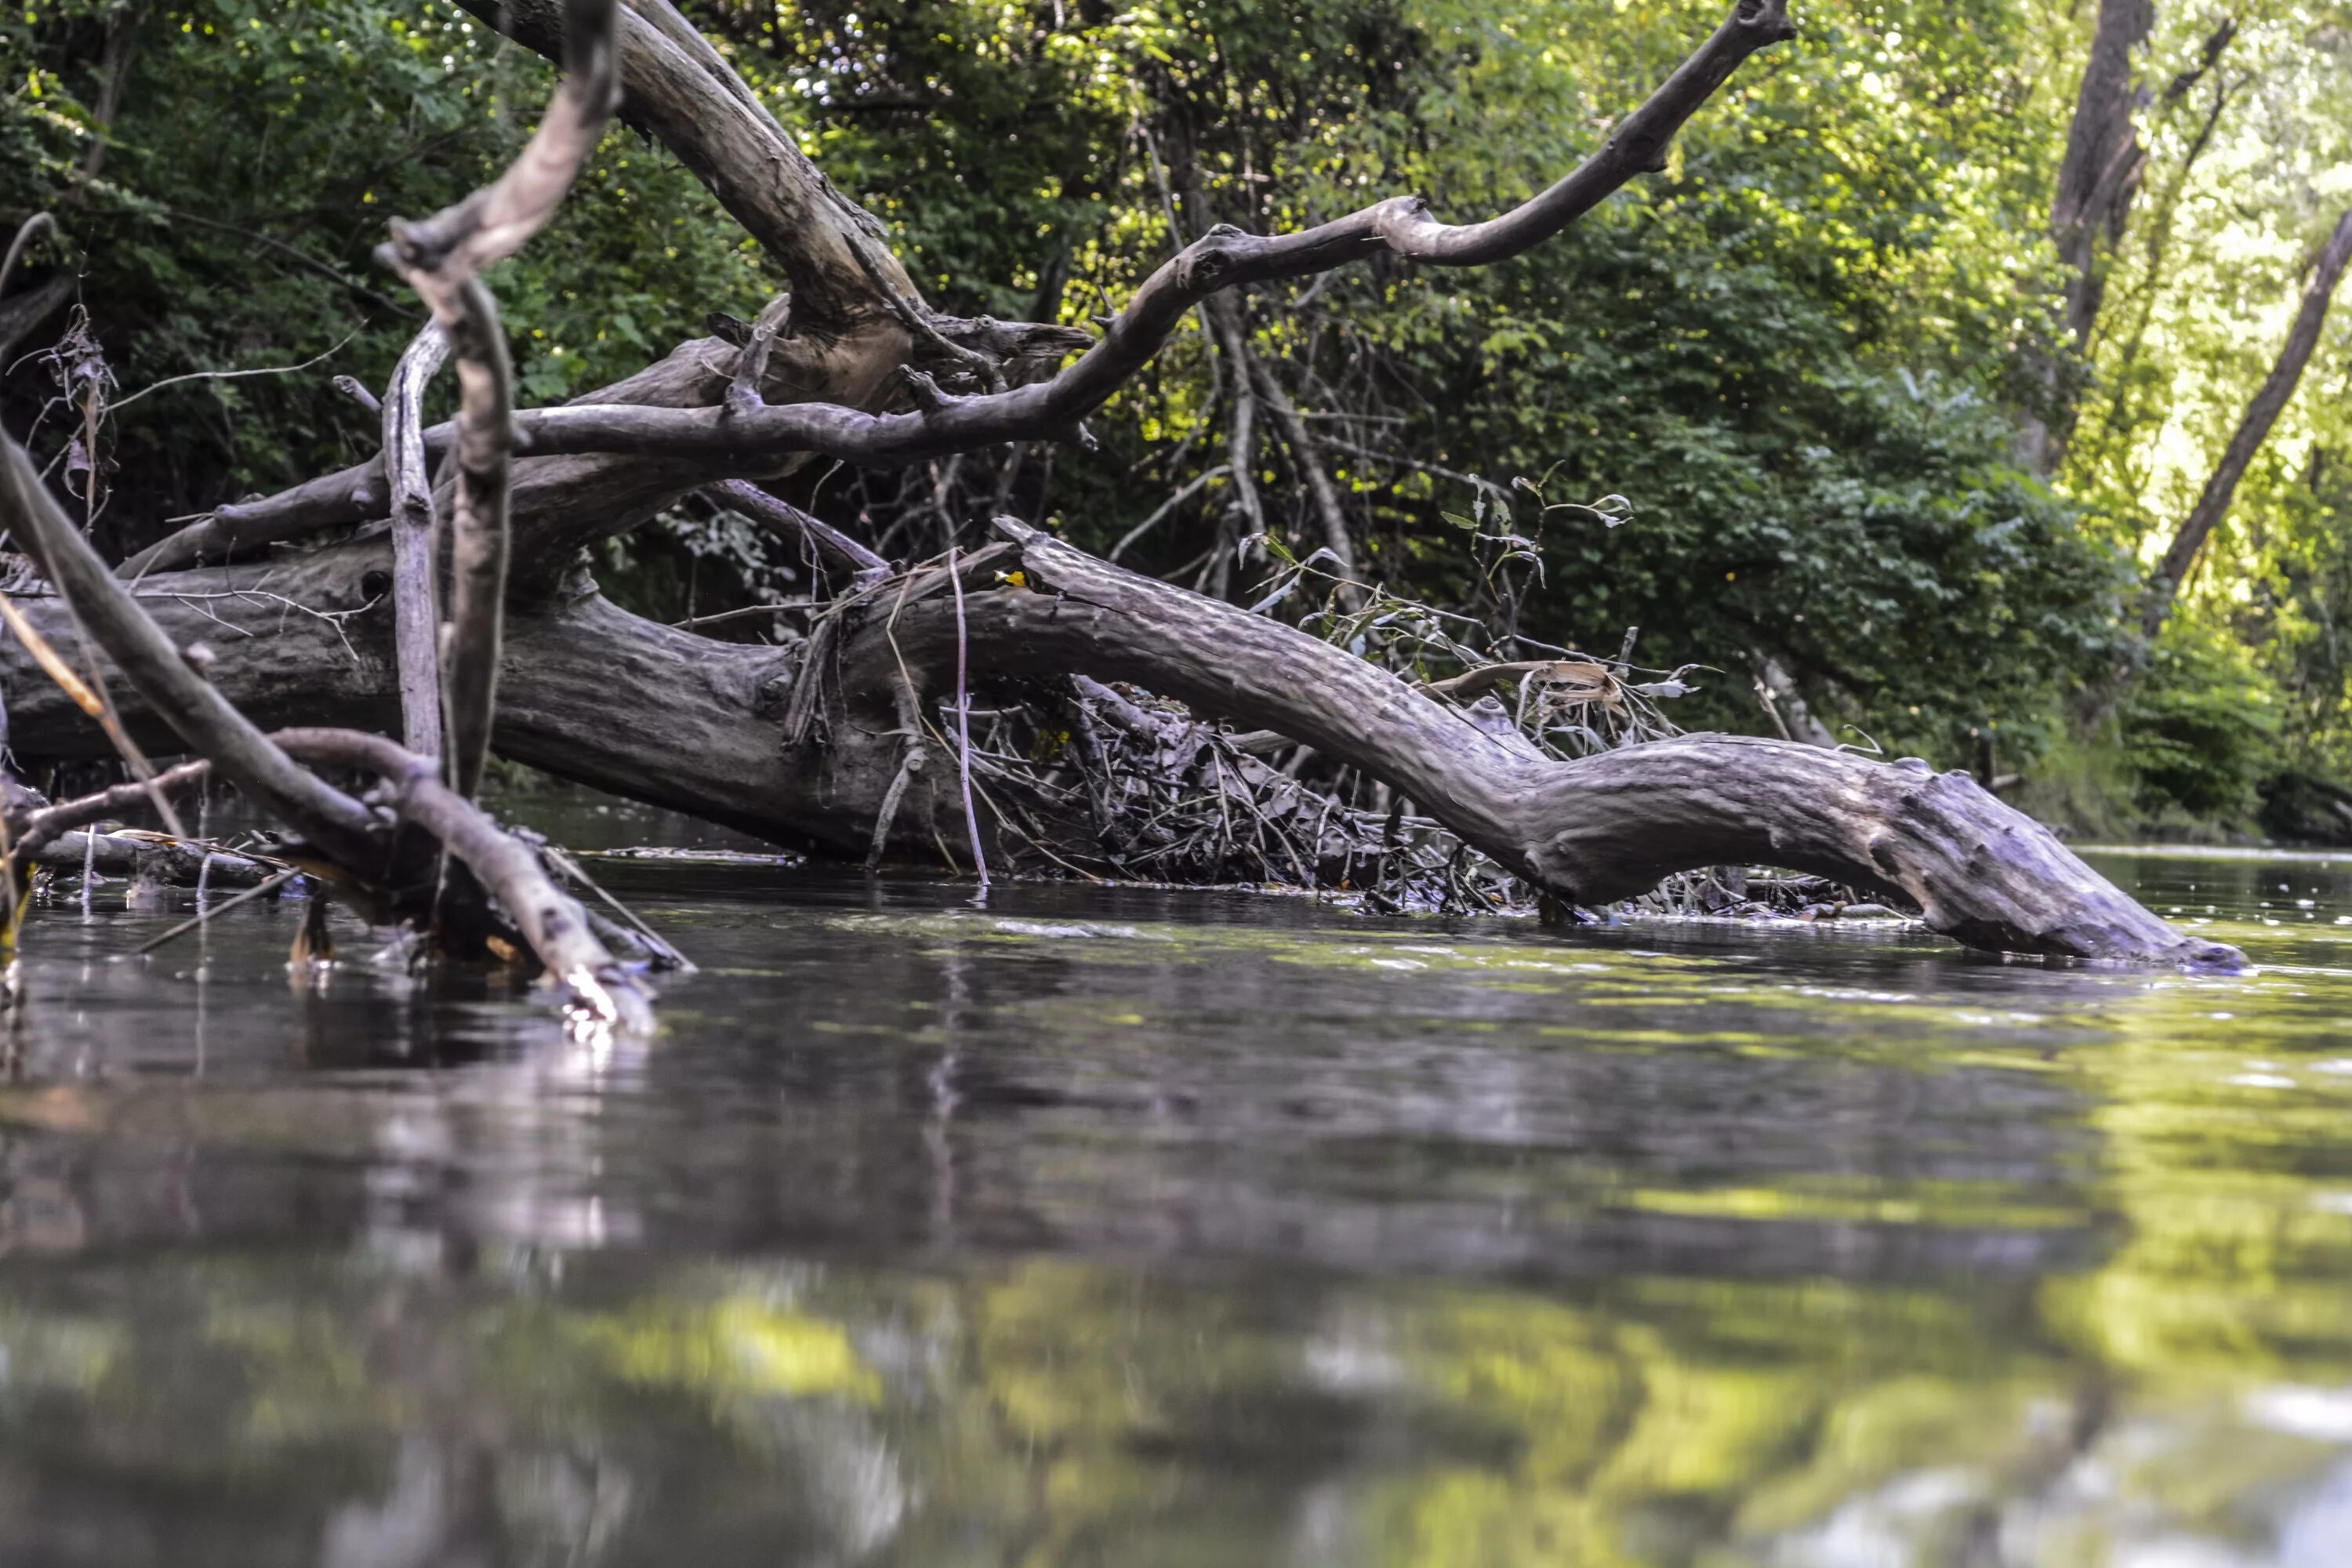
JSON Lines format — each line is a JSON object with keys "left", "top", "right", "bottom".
{"left": 0, "top": 524, "right": 2243, "bottom": 968}
{"left": 0, "top": 0, "right": 2242, "bottom": 994}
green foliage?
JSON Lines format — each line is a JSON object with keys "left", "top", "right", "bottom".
{"left": 0, "top": 0, "right": 768, "bottom": 554}
{"left": 4, "top": 0, "right": 2347, "bottom": 823}
{"left": 2120, "top": 611, "right": 2283, "bottom": 822}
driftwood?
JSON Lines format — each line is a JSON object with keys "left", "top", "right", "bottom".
{"left": 0, "top": 0, "right": 2248, "bottom": 1007}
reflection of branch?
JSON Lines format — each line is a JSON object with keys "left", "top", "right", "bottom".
{"left": 274, "top": 727, "right": 652, "bottom": 1032}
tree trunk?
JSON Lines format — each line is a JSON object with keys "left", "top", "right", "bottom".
{"left": 2052, "top": 0, "right": 2155, "bottom": 350}
{"left": 0, "top": 0, "right": 2242, "bottom": 988}
{"left": 0, "top": 525, "right": 2241, "bottom": 969}
{"left": 2147, "top": 206, "right": 2352, "bottom": 633}
{"left": 2024, "top": 0, "right": 2154, "bottom": 470}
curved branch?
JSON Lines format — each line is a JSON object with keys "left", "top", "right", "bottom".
{"left": 131, "top": 0, "right": 1795, "bottom": 582}
{"left": 434, "top": 281, "right": 517, "bottom": 798}
{"left": 383, "top": 0, "right": 621, "bottom": 285}
{"left": 5, "top": 758, "right": 210, "bottom": 868}
{"left": 383, "top": 0, "right": 619, "bottom": 798}
{"left": 2147, "top": 205, "right": 2352, "bottom": 632}
{"left": 0, "top": 435, "right": 383, "bottom": 864}
{"left": 843, "top": 521, "right": 2242, "bottom": 969}
{"left": 453, "top": 0, "right": 906, "bottom": 323}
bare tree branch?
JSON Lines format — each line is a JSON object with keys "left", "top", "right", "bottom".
{"left": 273, "top": 727, "right": 651, "bottom": 1033}
{"left": 0, "top": 434, "right": 382, "bottom": 864}
{"left": 383, "top": 324, "right": 451, "bottom": 757}
{"left": 131, "top": 0, "right": 1798, "bottom": 583}
{"left": 381, "top": 0, "right": 621, "bottom": 797}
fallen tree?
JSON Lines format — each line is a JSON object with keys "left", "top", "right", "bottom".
{"left": 0, "top": 0, "right": 2243, "bottom": 999}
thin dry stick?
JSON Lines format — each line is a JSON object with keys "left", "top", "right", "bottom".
{"left": 0, "top": 435, "right": 380, "bottom": 864}
{"left": 543, "top": 844, "right": 695, "bottom": 972}
{"left": 0, "top": 587, "right": 187, "bottom": 838}
{"left": 132, "top": 868, "right": 299, "bottom": 956}
{"left": 108, "top": 331, "right": 361, "bottom": 415}
{"left": 946, "top": 546, "right": 989, "bottom": 894}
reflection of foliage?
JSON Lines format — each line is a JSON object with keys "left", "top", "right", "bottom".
{"left": 568, "top": 1296, "right": 883, "bottom": 1406}
{"left": 2, "top": 904, "right": 2352, "bottom": 1558}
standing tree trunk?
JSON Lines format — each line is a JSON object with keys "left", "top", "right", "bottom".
{"left": 2025, "top": 0, "right": 2155, "bottom": 470}
{"left": 2147, "top": 206, "right": 2352, "bottom": 633}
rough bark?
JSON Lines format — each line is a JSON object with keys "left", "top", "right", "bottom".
{"left": 2022, "top": 0, "right": 2155, "bottom": 470}
{"left": 132, "top": 0, "right": 1801, "bottom": 588}
{"left": 2053, "top": 0, "right": 2155, "bottom": 350}
{"left": 0, "top": 0, "right": 2240, "bottom": 984}
{"left": 383, "top": 325, "right": 451, "bottom": 757}
{"left": 0, "top": 523, "right": 2244, "bottom": 969}
{"left": 2147, "top": 206, "right": 2352, "bottom": 633}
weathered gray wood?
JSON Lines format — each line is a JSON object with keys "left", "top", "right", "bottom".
{"left": 382, "top": 324, "right": 450, "bottom": 758}
{"left": 274, "top": 728, "right": 650, "bottom": 1029}
{"left": 0, "top": 525, "right": 2238, "bottom": 967}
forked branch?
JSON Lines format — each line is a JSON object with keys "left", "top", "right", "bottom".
{"left": 379, "top": 0, "right": 622, "bottom": 796}
{"left": 383, "top": 322, "right": 451, "bottom": 757}
{"left": 132, "top": 0, "right": 1799, "bottom": 583}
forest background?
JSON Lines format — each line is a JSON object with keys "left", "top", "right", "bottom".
{"left": 3, "top": 0, "right": 2349, "bottom": 841}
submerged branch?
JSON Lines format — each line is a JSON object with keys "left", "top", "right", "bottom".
{"left": 273, "top": 728, "right": 652, "bottom": 1032}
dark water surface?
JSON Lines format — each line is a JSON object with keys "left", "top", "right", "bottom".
{"left": 2, "top": 804, "right": 2350, "bottom": 1566}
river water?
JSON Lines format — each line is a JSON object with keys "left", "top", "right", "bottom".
{"left": 0, "top": 801, "right": 2348, "bottom": 1566}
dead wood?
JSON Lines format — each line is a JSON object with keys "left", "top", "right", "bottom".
{"left": 383, "top": 325, "right": 451, "bottom": 758}
{"left": 272, "top": 728, "right": 651, "bottom": 1032}
{"left": 0, "top": 0, "right": 2243, "bottom": 991}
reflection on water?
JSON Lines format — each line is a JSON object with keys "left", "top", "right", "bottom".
{"left": 2, "top": 806, "right": 2350, "bottom": 1564}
